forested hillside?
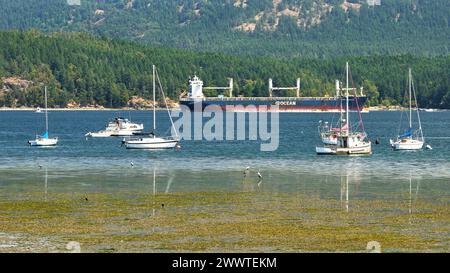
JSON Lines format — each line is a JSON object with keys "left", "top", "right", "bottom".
{"left": 0, "top": 0, "right": 448, "bottom": 57}
{"left": 1, "top": 31, "right": 449, "bottom": 108}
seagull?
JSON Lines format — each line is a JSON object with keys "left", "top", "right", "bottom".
{"left": 257, "top": 170, "right": 263, "bottom": 180}
{"left": 243, "top": 166, "right": 250, "bottom": 177}
{"left": 38, "top": 163, "right": 43, "bottom": 169}
{"left": 130, "top": 161, "right": 134, "bottom": 168}
{"left": 425, "top": 144, "right": 432, "bottom": 150}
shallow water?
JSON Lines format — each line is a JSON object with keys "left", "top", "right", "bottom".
{"left": 0, "top": 110, "right": 449, "bottom": 252}
{"left": 1, "top": 110, "right": 449, "bottom": 190}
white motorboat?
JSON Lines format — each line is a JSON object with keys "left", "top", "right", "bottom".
{"left": 85, "top": 117, "right": 144, "bottom": 137}
{"left": 316, "top": 62, "right": 371, "bottom": 155}
{"left": 29, "top": 86, "right": 58, "bottom": 147}
{"left": 35, "top": 107, "right": 42, "bottom": 113}
{"left": 124, "top": 65, "right": 179, "bottom": 149}
{"left": 390, "top": 68, "right": 425, "bottom": 151}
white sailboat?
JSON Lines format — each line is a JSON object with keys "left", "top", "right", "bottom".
{"left": 390, "top": 68, "right": 424, "bottom": 151}
{"left": 124, "top": 65, "right": 179, "bottom": 149}
{"left": 316, "top": 62, "right": 371, "bottom": 155}
{"left": 28, "top": 86, "right": 58, "bottom": 146}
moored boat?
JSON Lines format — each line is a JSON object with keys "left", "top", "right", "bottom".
{"left": 316, "top": 62, "right": 371, "bottom": 155}
{"left": 28, "top": 86, "right": 58, "bottom": 147}
{"left": 85, "top": 117, "right": 143, "bottom": 137}
{"left": 179, "top": 75, "right": 367, "bottom": 112}
{"left": 123, "top": 65, "right": 179, "bottom": 150}
{"left": 390, "top": 68, "right": 425, "bottom": 151}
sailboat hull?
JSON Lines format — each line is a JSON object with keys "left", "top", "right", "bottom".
{"left": 125, "top": 137, "right": 178, "bottom": 149}
{"left": 335, "top": 142, "right": 372, "bottom": 155}
{"left": 28, "top": 137, "right": 58, "bottom": 146}
{"left": 316, "top": 146, "right": 336, "bottom": 155}
{"left": 392, "top": 139, "right": 424, "bottom": 150}
{"left": 335, "top": 147, "right": 372, "bottom": 155}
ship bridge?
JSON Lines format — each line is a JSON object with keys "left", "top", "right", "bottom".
{"left": 188, "top": 75, "right": 233, "bottom": 99}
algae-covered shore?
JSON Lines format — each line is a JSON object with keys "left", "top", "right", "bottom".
{"left": 0, "top": 190, "right": 448, "bottom": 253}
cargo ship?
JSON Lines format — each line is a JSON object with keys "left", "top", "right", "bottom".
{"left": 179, "top": 76, "right": 368, "bottom": 112}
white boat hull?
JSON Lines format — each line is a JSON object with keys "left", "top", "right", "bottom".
{"left": 29, "top": 137, "right": 58, "bottom": 146}
{"left": 392, "top": 139, "right": 424, "bottom": 150}
{"left": 85, "top": 131, "right": 113, "bottom": 137}
{"left": 110, "top": 130, "right": 138, "bottom": 136}
{"left": 125, "top": 137, "right": 178, "bottom": 149}
{"left": 86, "top": 129, "right": 140, "bottom": 137}
{"left": 316, "top": 146, "right": 336, "bottom": 155}
{"left": 86, "top": 118, "right": 144, "bottom": 138}
{"left": 336, "top": 143, "right": 372, "bottom": 155}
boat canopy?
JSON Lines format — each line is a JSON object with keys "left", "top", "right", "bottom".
{"left": 40, "top": 131, "right": 49, "bottom": 139}
{"left": 331, "top": 123, "right": 348, "bottom": 132}
{"left": 398, "top": 128, "right": 412, "bottom": 139}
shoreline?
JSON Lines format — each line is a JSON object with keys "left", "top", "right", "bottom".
{"left": 0, "top": 107, "right": 172, "bottom": 111}
{"left": 0, "top": 106, "right": 447, "bottom": 112}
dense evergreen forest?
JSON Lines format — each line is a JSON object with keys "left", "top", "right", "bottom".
{"left": 1, "top": 31, "right": 448, "bottom": 108}
{"left": 0, "top": 0, "right": 448, "bottom": 57}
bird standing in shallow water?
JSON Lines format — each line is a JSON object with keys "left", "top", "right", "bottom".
{"left": 257, "top": 170, "right": 263, "bottom": 180}
{"left": 243, "top": 166, "right": 250, "bottom": 177}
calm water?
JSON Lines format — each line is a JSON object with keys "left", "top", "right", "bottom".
{"left": 0, "top": 110, "right": 449, "bottom": 202}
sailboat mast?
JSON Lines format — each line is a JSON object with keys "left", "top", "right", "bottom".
{"left": 409, "top": 68, "right": 412, "bottom": 129}
{"left": 346, "top": 62, "right": 349, "bottom": 135}
{"left": 45, "top": 85, "right": 48, "bottom": 133}
{"left": 152, "top": 65, "right": 156, "bottom": 135}
{"left": 411, "top": 71, "right": 424, "bottom": 142}
{"left": 340, "top": 89, "right": 343, "bottom": 129}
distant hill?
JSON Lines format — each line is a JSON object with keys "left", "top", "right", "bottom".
{"left": 0, "top": 0, "right": 448, "bottom": 57}
{"left": 1, "top": 31, "right": 449, "bottom": 108}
